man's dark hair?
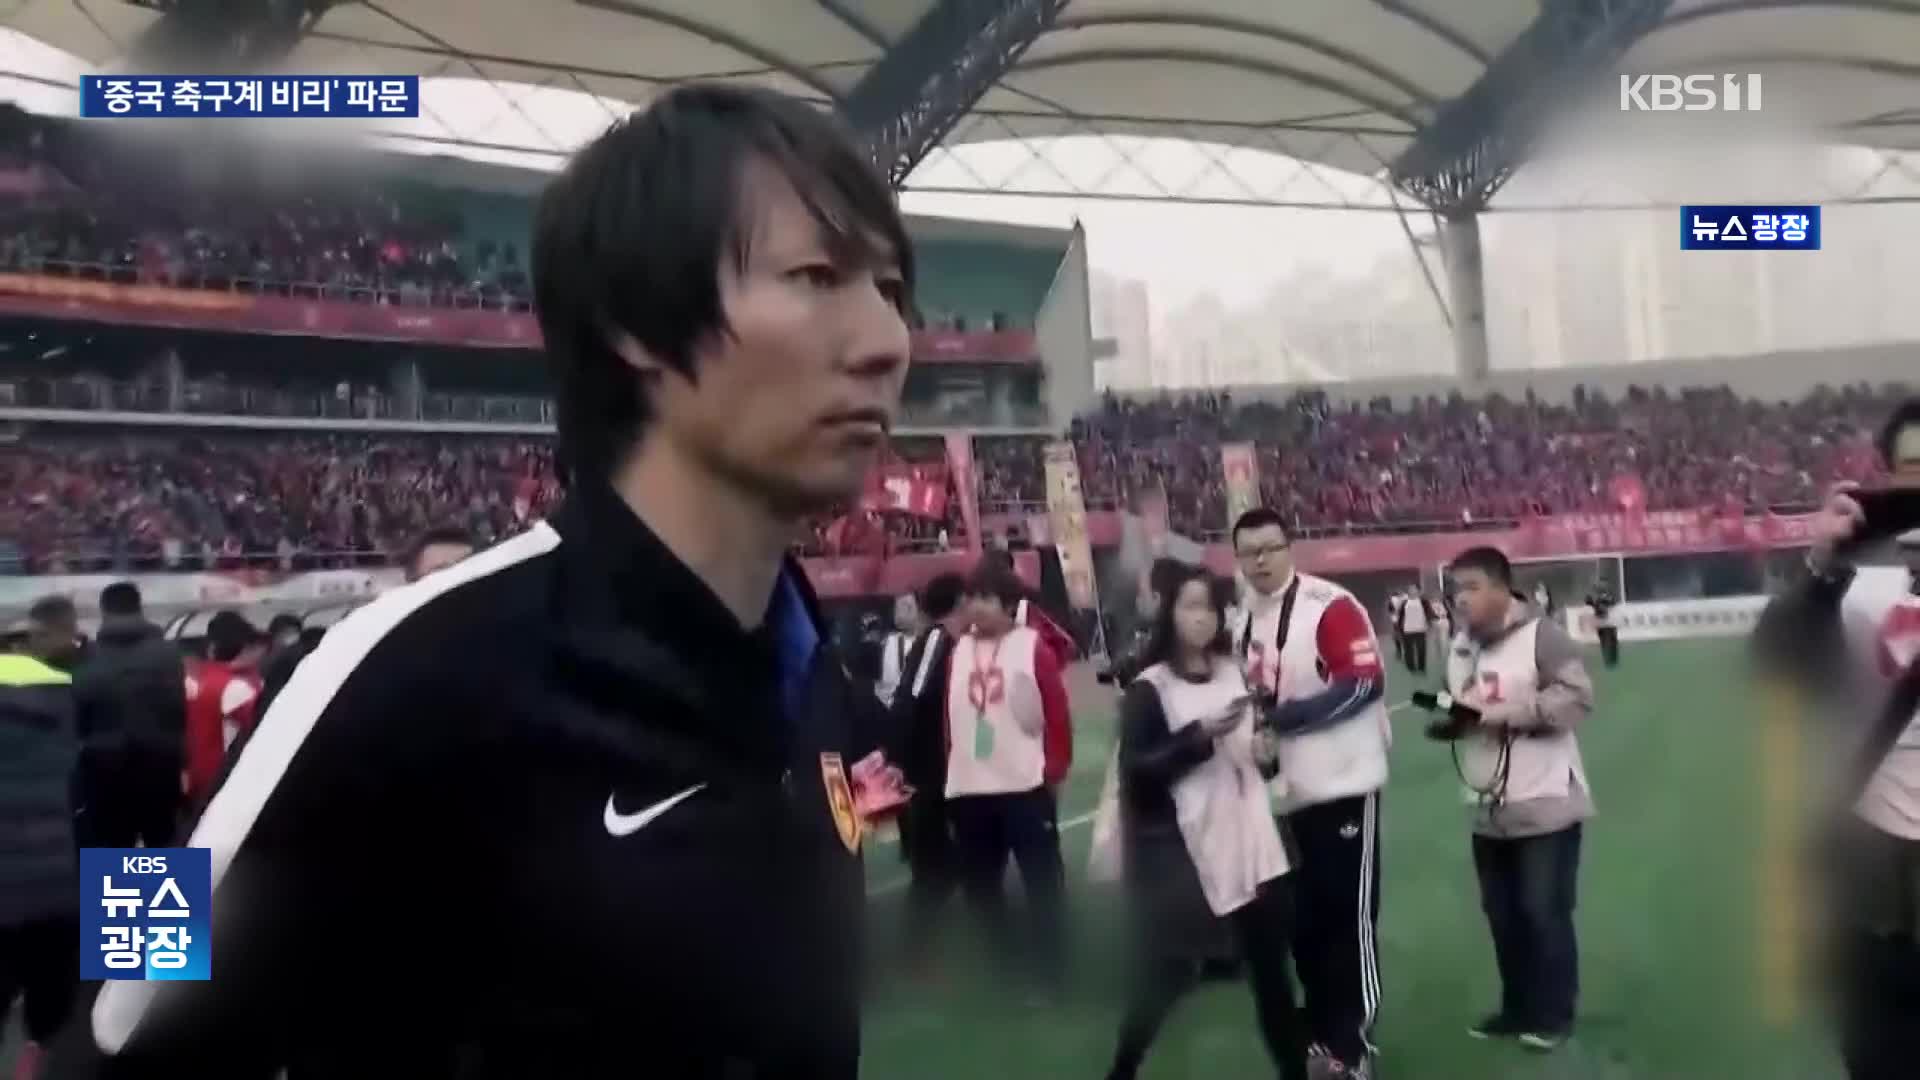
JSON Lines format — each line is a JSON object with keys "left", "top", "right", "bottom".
{"left": 28, "top": 594, "right": 76, "bottom": 628}
{"left": 206, "top": 611, "right": 261, "bottom": 663}
{"left": 533, "top": 83, "right": 915, "bottom": 485}
{"left": 1448, "top": 545, "right": 1513, "bottom": 586}
{"left": 405, "top": 526, "right": 476, "bottom": 572}
{"left": 1230, "top": 507, "right": 1289, "bottom": 548}
{"left": 963, "top": 562, "right": 1026, "bottom": 613}
{"left": 99, "top": 581, "right": 142, "bottom": 616}
{"left": 267, "top": 613, "right": 303, "bottom": 639}
{"left": 921, "top": 572, "right": 965, "bottom": 621}
{"left": 1878, "top": 397, "right": 1920, "bottom": 466}
{"left": 1140, "top": 563, "right": 1234, "bottom": 670}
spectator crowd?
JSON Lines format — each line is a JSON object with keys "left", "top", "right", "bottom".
{"left": 1024, "top": 381, "right": 1897, "bottom": 536}
{"left": 0, "top": 381, "right": 1902, "bottom": 575}
{"left": 0, "top": 104, "right": 529, "bottom": 307}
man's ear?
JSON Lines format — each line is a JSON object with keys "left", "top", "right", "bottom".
{"left": 607, "top": 328, "right": 667, "bottom": 377}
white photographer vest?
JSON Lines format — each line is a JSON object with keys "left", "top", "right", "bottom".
{"left": 1141, "top": 661, "right": 1291, "bottom": 915}
{"left": 1446, "top": 618, "right": 1590, "bottom": 805}
{"left": 1239, "top": 573, "right": 1391, "bottom": 812}
{"left": 944, "top": 626, "right": 1046, "bottom": 798}
{"left": 1400, "top": 596, "right": 1428, "bottom": 633}
{"left": 1845, "top": 573, "right": 1920, "bottom": 840}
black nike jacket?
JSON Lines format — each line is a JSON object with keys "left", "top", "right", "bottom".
{"left": 70, "top": 484, "right": 879, "bottom": 1079}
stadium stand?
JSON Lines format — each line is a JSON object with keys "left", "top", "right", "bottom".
{"left": 1, "top": 383, "right": 1901, "bottom": 575}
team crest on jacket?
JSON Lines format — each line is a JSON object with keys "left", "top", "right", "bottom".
{"left": 820, "top": 752, "right": 862, "bottom": 854}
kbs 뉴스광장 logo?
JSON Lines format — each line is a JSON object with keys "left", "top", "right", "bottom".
{"left": 80, "top": 848, "right": 212, "bottom": 981}
{"left": 1680, "top": 206, "right": 1821, "bottom": 251}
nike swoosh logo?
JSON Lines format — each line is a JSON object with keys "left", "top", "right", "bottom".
{"left": 603, "top": 784, "right": 706, "bottom": 837}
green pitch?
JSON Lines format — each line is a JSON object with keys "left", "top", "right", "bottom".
{"left": 861, "top": 640, "right": 1847, "bottom": 1079}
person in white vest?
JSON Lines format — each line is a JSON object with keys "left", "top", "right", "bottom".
{"left": 1441, "top": 545, "right": 1595, "bottom": 1053}
{"left": 1104, "top": 562, "right": 1307, "bottom": 1080}
{"left": 1384, "top": 592, "right": 1405, "bottom": 663}
{"left": 1426, "top": 590, "right": 1452, "bottom": 667}
{"left": 1750, "top": 397, "right": 1920, "bottom": 1080}
{"left": 944, "top": 561, "right": 1074, "bottom": 991}
{"left": 1230, "top": 507, "right": 1388, "bottom": 1080}
{"left": 1398, "top": 585, "right": 1429, "bottom": 675}
{"left": 874, "top": 592, "right": 921, "bottom": 708}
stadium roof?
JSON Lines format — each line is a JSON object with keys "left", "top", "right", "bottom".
{"left": 3, "top": 0, "right": 1919, "bottom": 185}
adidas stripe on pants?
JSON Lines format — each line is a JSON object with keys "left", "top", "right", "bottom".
{"left": 1283, "top": 790, "right": 1382, "bottom": 1067}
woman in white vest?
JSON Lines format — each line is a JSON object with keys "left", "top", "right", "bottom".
{"left": 1442, "top": 546, "right": 1595, "bottom": 1053}
{"left": 1231, "top": 507, "right": 1389, "bottom": 1079}
{"left": 1104, "top": 563, "right": 1307, "bottom": 1080}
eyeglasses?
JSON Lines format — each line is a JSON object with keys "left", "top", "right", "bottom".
{"left": 1235, "top": 543, "right": 1289, "bottom": 561}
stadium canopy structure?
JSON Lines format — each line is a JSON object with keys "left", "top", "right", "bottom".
{"left": 5, "top": 0, "right": 1920, "bottom": 379}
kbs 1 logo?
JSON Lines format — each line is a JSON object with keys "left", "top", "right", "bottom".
{"left": 1619, "top": 74, "right": 1763, "bottom": 112}
{"left": 80, "top": 848, "right": 212, "bottom": 981}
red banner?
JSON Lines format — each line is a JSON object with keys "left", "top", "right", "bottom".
{"left": 944, "top": 432, "right": 982, "bottom": 552}
{"left": 858, "top": 464, "right": 949, "bottom": 519}
{"left": 0, "top": 273, "right": 1039, "bottom": 363}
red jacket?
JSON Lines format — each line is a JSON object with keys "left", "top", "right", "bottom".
{"left": 184, "top": 659, "right": 262, "bottom": 805}
{"left": 1017, "top": 597, "right": 1079, "bottom": 666}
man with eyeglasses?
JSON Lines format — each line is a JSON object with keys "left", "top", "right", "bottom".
{"left": 1231, "top": 508, "right": 1391, "bottom": 1080}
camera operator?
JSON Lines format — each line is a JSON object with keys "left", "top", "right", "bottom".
{"left": 1425, "top": 546, "right": 1595, "bottom": 1053}
{"left": 1751, "top": 398, "right": 1920, "bottom": 1080}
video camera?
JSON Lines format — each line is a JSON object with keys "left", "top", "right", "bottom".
{"left": 1409, "top": 690, "right": 1482, "bottom": 741}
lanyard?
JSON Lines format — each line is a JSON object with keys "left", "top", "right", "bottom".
{"left": 1239, "top": 576, "right": 1299, "bottom": 683}
{"left": 967, "top": 635, "right": 1007, "bottom": 761}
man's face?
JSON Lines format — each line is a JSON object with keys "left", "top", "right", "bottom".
{"left": 1233, "top": 524, "right": 1293, "bottom": 595}
{"left": 1451, "top": 568, "right": 1510, "bottom": 636}
{"left": 643, "top": 164, "right": 910, "bottom": 519}
{"left": 408, "top": 541, "right": 474, "bottom": 583}
{"left": 893, "top": 594, "right": 920, "bottom": 633}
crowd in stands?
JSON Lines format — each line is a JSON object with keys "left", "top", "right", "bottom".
{"left": 1021, "top": 381, "right": 1896, "bottom": 536}
{"left": 0, "top": 381, "right": 1902, "bottom": 575}
{"left": 0, "top": 105, "right": 1027, "bottom": 335}
{"left": 0, "top": 104, "right": 527, "bottom": 306}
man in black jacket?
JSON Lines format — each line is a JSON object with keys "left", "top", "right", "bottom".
{"left": 73, "top": 582, "right": 186, "bottom": 851}
{"left": 2, "top": 598, "right": 82, "bottom": 1079}
{"left": 889, "top": 572, "right": 967, "bottom": 970}
{"left": 75, "top": 83, "right": 913, "bottom": 1078}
